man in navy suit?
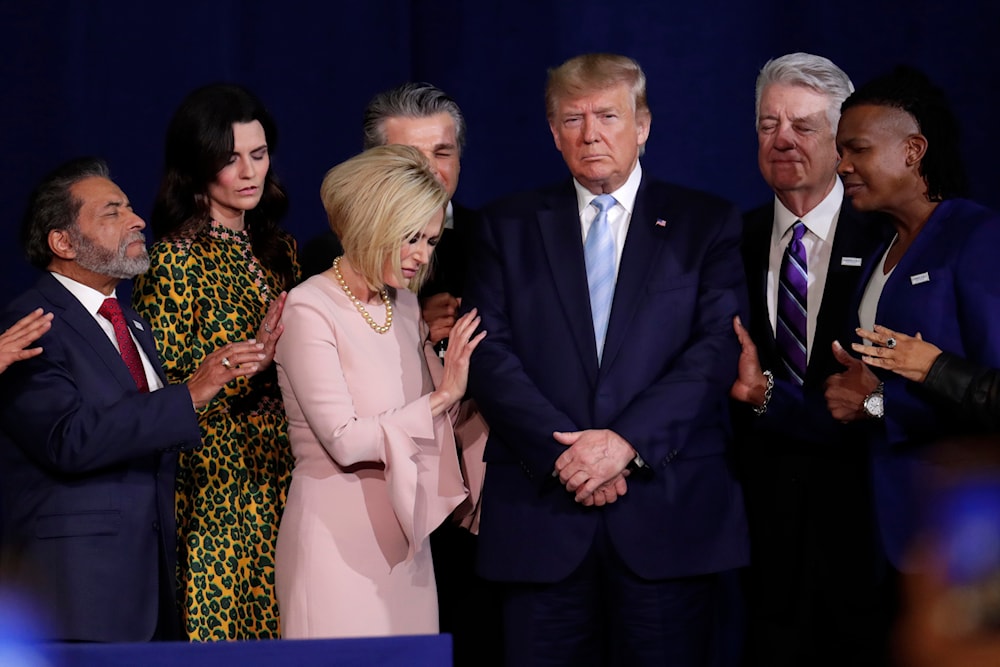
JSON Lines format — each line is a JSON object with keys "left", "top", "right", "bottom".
{"left": 729, "top": 53, "right": 891, "bottom": 666}
{"left": 0, "top": 157, "right": 264, "bottom": 642}
{"left": 463, "top": 53, "right": 749, "bottom": 666}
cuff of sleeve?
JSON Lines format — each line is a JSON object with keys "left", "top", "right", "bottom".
{"left": 924, "top": 352, "right": 976, "bottom": 406}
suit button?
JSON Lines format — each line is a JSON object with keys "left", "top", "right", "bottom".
{"left": 152, "top": 521, "right": 160, "bottom": 532}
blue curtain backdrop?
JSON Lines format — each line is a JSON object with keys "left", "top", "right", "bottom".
{"left": 1, "top": 0, "right": 998, "bottom": 296}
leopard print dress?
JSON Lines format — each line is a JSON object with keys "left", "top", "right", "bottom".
{"left": 132, "top": 221, "right": 298, "bottom": 640}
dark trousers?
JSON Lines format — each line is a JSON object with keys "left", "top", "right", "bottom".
{"left": 501, "top": 519, "right": 719, "bottom": 667}
{"left": 152, "top": 545, "right": 181, "bottom": 641}
{"left": 431, "top": 521, "right": 504, "bottom": 666}
{"left": 740, "top": 449, "right": 895, "bottom": 667}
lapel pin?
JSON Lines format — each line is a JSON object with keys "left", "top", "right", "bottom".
{"left": 132, "top": 320, "right": 145, "bottom": 331}
{"left": 654, "top": 218, "right": 667, "bottom": 227}
{"left": 840, "top": 257, "right": 862, "bottom": 267}
{"left": 910, "top": 272, "right": 930, "bottom": 285}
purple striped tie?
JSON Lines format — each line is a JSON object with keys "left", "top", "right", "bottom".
{"left": 776, "top": 221, "right": 808, "bottom": 385}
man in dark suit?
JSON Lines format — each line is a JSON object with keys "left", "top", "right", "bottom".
{"left": 463, "top": 53, "right": 749, "bottom": 666}
{"left": 729, "top": 53, "right": 891, "bottom": 666}
{"left": 0, "top": 157, "right": 264, "bottom": 642}
{"left": 300, "top": 82, "right": 477, "bottom": 350}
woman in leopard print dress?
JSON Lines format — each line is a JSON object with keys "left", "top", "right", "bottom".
{"left": 132, "top": 83, "right": 298, "bottom": 640}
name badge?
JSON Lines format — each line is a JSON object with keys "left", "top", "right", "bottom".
{"left": 132, "top": 320, "right": 145, "bottom": 331}
{"left": 840, "top": 256, "right": 862, "bottom": 267}
{"left": 910, "top": 272, "right": 930, "bottom": 285}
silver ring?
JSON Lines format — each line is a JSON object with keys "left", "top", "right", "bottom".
{"left": 221, "top": 357, "right": 233, "bottom": 369}
{"left": 263, "top": 323, "right": 273, "bottom": 334}
{"left": 885, "top": 337, "right": 897, "bottom": 349}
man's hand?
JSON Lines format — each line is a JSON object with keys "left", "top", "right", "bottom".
{"left": 730, "top": 315, "right": 770, "bottom": 406}
{"left": 580, "top": 472, "right": 630, "bottom": 507}
{"left": 422, "top": 292, "right": 460, "bottom": 345}
{"left": 553, "top": 429, "right": 636, "bottom": 503}
{"left": 825, "top": 340, "right": 881, "bottom": 421}
{"left": 186, "top": 342, "right": 266, "bottom": 409}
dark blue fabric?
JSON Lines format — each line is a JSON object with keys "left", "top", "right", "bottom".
{"left": 2, "top": 1, "right": 999, "bottom": 298}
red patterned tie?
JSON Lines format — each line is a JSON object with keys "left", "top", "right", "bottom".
{"left": 98, "top": 298, "right": 150, "bottom": 393}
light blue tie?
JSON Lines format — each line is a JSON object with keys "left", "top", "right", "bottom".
{"left": 584, "top": 194, "right": 617, "bottom": 364}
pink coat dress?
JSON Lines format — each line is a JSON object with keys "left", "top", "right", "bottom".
{"left": 274, "top": 273, "right": 468, "bottom": 638}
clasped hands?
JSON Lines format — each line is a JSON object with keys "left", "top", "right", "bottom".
{"left": 553, "top": 429, "right": 636, "bottom": 507}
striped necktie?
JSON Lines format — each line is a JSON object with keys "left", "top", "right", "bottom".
{"left": 776, "top": 221, "right": 808, "bottom": 385}
{"left": 584, "top": 194, "right": 617, "bottom": 364}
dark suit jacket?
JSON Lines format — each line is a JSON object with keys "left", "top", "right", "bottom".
{"left": 299, "top": 203, "right": 480, "bottom": 302}
{"left": 417, "top": 202, "right": 479, "bottom": 300}
{"left": 851, "top": 198, "right": 1000, "bottom": 568}
{"left": 738, "top": 199, "right": 888, "bottom": 447}
{"left": 0, "top": 273, "right": 202, "bottom": 642}
{"left": 735, "top": 198, "right": 892, "bottom": 664}
{"left": 464, "top": 175, "right": 749, "bottom": 583}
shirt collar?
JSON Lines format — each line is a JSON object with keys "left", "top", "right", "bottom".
{"left": 50, "top": 271, "right": 120, "bottom": 316}
{"left": 773, "top": 177, "right": 844, "bottom": 243}
{"left": 574, "top": 162, "right": 643, "bottom": 216}
{"left": 444, "top": 200, "right": 455, "bottom": 230}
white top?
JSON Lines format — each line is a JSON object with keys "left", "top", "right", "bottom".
{"left": 767, "top": 178, "right": 845, "bottom": 362}
{"left": 50, "top": 271, "right": 163, "bottom": 390}
{"left": 858, "top": 238, "right": 897, "bottom": 339}
{"left": 574, "top": 162, "right": 643, "bottom": 279}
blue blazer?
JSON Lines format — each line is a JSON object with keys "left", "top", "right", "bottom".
{"left": 853, "top": 198, "right": 1000, "bottom": 568}
{"left": 464, "top": 175, "right": 750, "bottom": 583}
{"left": 0, "top": 273, "right": 202, "bottom": 641}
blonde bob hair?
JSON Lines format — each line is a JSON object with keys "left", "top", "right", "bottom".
{"left": 320, "top": 144, "right": 447, "bottom": 293}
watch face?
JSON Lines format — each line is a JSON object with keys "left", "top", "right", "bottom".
{"left": 864, "top": 393, "right": 885, "bottom": 417}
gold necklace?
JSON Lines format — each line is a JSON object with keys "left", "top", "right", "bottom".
{"left": 332, "top": 256, "right": 393, "bottom": 334}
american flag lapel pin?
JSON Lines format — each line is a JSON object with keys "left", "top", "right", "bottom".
{"left": 654, "top": 218, "right": 667, "bottom": 227}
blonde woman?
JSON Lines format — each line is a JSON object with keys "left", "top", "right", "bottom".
{"left": 274, "top": 144, "right": 484, "bottom": 638}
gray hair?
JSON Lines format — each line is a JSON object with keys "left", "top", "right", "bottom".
{"left": 754, "top": 52, "right": 854, "bottom": 131}
{"left": 362, "top": 82, "right": 466, "bottom": 154}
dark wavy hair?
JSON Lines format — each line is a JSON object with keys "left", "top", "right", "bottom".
{"left": 151, "top": 83, "right": 294, "bottom": 288}
{"left": 841, "top": 65, "right": 967, "bottom": 201}
{"left": 20, "top": 156, "right": 110, "bottom": 269}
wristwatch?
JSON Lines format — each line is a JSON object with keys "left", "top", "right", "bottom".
{"left": 862, "top": 382, "right": 885, "bottom": 419}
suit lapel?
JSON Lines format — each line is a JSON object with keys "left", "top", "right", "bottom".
{"left": 37, "top": 274, "right": 150, "bottom": 393}
{"left": 806, "top": 201, "right": 887, "bottom": 382}
{"left": 600, "top": 178, "right": 663, "bottom": 371}
{"left": 537, "top": 186, "right": 599, "bottom": 383}
{"left": 878, "top": 200, "right": 951, "bottom": 316}
{"left": 742, "top": 205, "right": 779, "bottom": 368}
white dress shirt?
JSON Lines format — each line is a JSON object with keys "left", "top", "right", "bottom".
{"left": 574, "top": 162, "right": 643, "bottom": 280}
{"left": 766, "top": 178, "right": 845, "bottom": 362}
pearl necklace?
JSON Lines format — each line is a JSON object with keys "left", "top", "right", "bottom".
{"left": 332, "top": 256, "right": 393, "bottom": 334}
